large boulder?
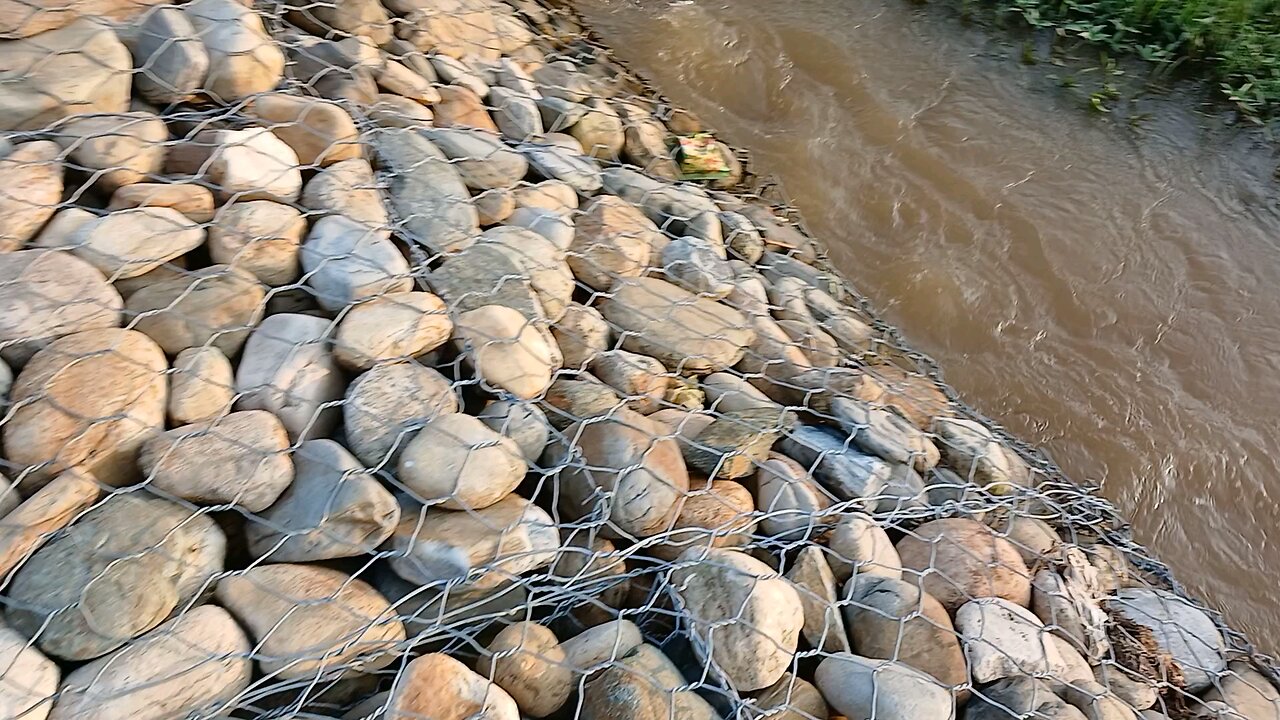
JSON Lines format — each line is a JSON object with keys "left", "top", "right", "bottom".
{"left": 3, "top": 329, "right": 164, "bottom": 489}
{"left": 672, "top": 547, "right": 803, "bottom": 691}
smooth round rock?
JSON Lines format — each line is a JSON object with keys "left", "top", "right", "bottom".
{"left": 1112, "top": 588, "right": 1226, "bottom": 693}
{"left": 138, "top": 410, "right": 293, "bottom": 511}
{"left": 343, "top": 362, "right": 459, "bottom": 469}
{"left": 46, "top": 207, "right": 203, "bottom": 280}
{"left": 601, "top": 277, "right": 754, "bottom": 374}
{"left": 455, "top": 304, "right": 559, "bottom": 400}
{"left": 334, "top": 291, "right": 452, "bottom": 371}
{"left": 385, "top": 653, "right": 518, "bottom": 720}
{"left": 216, "top": 564, "right": 405, "bottom": 679}
{"left": 754, "top": 673, "right": 830, "bottom": 720}
{"left": 672, "top": 547, "right": 803, "bottom": 691}
{"left": 250, "top": 94, "right": 361, "bottom": 168}
{"left": 398, "top": 413, "right": 526, "bottom": 510}
{"left": 552, "top": 303, "right": 610, "bottom": 370}
{"left": 956, "top": 597, "right": 1064, "bottom": 684}
{"left": 827, "top": 513, "right": 902, "bottom": 583}
{"left": 895, "top": 517, "right": 1032, "bottom": 612}
{"left": 0, "top": 249, "right": 122, "bottom": 366}
{"left": 784, "top": 545, "right": 849, "bottom": 653}
{"left": 207, "top": 200, "right": 306, "bottom": 286}
{"left": 109, "top": 183, "right": 215, "bottom": 223}
{"left": 234, "top": 313, "right": 343, "bottom": 440}
{"left": 46, "top": 605, "right": 251, "bottom": 720}
{"left": 843, "top": 575, "right": 967, "bottom": 690}
{"left": 0, "top": 142, "right": 63, "bottom": 252}
{"left": 478, "top": 399, "right": 549, "bottom": 462}
{"left": 53, "top": 112, "right": 167, "bottom": 192}
{"left": 654, "top": 479, "right": 756, "bottom": 560}
{"left": 570, "top": 196, "right": 661, "bottom": 290}
{"left": 300, "top": 216, "right": 412, "bottom": 312}
{"left": 126, "top": 5, "right": 210, "bottom": 104}
{"left": 167, "top": 346, "right": 234, "bottom": 426}
{"left": 300, "top": 157, "right": 388, "bottom": 228}
{"left": 753, "top": 453, "right": 833, "bottom": 541}
{"left": 6, "top": 493, "right": 225, "bottom": 661}
{"left": 0, "top": 621, "right": 58, "bottom": 720}
{"left": 814, "top": 653, "right": 954, "bottom": 720}
{"left": 559, "top": 619, "right": 644, "bottom": 674}
{"left": 4, "top": 328, "right": 165, "bottom": 490}
{"left": 477, "top": 622, "right": 572, "bottom": 718}
{"left": 247, "top": 439, "right": 400, "bottom": 561}
{"left": 126, "top": 264, "right": 265, "bottom": 356}
{"left": 186, "top": 0, "right": 285, "bottom": 101}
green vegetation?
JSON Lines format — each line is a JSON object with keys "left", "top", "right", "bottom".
{"left": 977, "top": 0, "right": 1280, "bottom": 116}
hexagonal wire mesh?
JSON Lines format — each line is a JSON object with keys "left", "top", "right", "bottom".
{"left": 0, "top": 0, "right": 1275, "bottom": 719}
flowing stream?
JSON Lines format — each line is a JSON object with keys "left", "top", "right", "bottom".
{"left": 576, "top": 0, "right": 1280, "bottom": 651}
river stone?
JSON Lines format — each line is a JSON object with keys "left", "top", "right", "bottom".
{"left": 843, "top": 575, "right": 967, "bottom": 690}
{"left": 514, "top": 180, "right": 578, "bottom": 215}
{"left": 601, "top": 168, "right": 722, "bottom": 246}
{"left": 284, "top": 0, "right": 390, "bottom": 46}
{"left": 377, "top": 59, "right": 440, "bottom": 104}
{"left": 895, "top": 517, "right": 1032, "bottom": 612}
{"left": 703, "top": 373, "right": 777, "bottom": 413}
{"left": 831, "top": 397, "right": 940, "bottom": 471}
{"left": 682, "top": 408, "right": 785, "bottom": 479}
{"left": 477, "top": 622, "right": 572, "bottom": 718}
{"left": 521, "top": 142, "right": 602, "bottom": 195}
{"left": 0, "top": 468, "right": 99, "bottom": 581}
{"left": 246, "top": 439, "right": 399, "bottom": 561}
{"left": 546, "top": 407, "right": 689, "bottom": 537}
{"left": 617, "top": 101, "right": 679, "bottom": 178}
{"left": 775, "top": 423, "right": 891, "bottom": 505}
{"left": 753, "top": 673, "right": 829, "bottom": 720}
{"left": 433, "top": 85, "right": 498, "bottom": 132}
{"left": 217, "top": 564, "right": 404, "bottom": 679}
{"left": 541, "top": 373, "right": 625, "bottom": 430}
{"left": 0, "top": 250, "right": 122, "bottom": 366}
{"left": 581, "top": 643, "right": 717, "bottom": 720}
{"left": 234, "top": 313, "right": 343, "bottom": 440}
{"left": 559, "top": 619, "right": 644, "bottom": 674}
{"left": 476, "top": 188, "right": 516, "bottom": 225}
{"left": 783, "top": 545, "right": 849, "bottom": 653}
{"left": 368, "top": 93, "right": 435, "bottom": 127}
{"left": 167, "top": 128, "right": 301, "bottom": 203}
{"left": 301, "top": 158, "right": 388, "bottom": 229}
{"left": 430, "top": 53, "right": 489, "bottom": 97}
{"left": 7, "top": 493, "right": 224, "bottom": 661}
{"left": 389, "top": 494, "right": 558, "bottom": 591}
{"left": 42, "top": 206, "right": 203, "bottom": 280}
{"left": 0, "top": 20, "right": 131, "bottom": 131}
{"left": 536, "top": 96, "right": 588, "bottom": 133}
{"left": 53, "top": 111, "right": 167, "bottom": 192}
{"left": 478, "top": 399, "right": 549, "bottom": 462}
{"left": 490, "top": 86, "right": 544, "bottom": 141}
{"left": 208, "top": 200, "right": 305, "bottom": 285}
{"left": 533, "top": 60, "right": 593, "bottom": 102}
{"left": 126, "top": 5, "right": 209, "bottom": 104}
{"left": 126, "top": 264, "right": 264, "bottom": 356}
{"left": 398, "top": 412, "right": 526, "bottom": 510}
{"left": 385, "top": 653, "right": 518, "bottom": 720}
{"left": 1031, "top": 568, "right": 1109, "bottom": 660}
{"left": 601, "top": 276, "right": 753, "bottom": 374}
{"left": 427, "top": 242, "right": 545, "bottom": 322}
{"left": 47, "top": 605, "right": 250, "bottom": 720}
{"left": 186, "top": 0, "right": 284, "bottom": 101}
{"left": 479, "top": 225, "right": 575, "bottom": 321}
{"left": 956, "top": 597, "right": 1064, "bottom": 683}
{"left": 966, "top": 676, "right": 1088, "bottom": 720}
{"left": 1111, "top": 588, "right": 1226, "bottom": 693}
{"left": 455, "top": 304, "right": 559, "bottom": 399}
{"left": 814, "top": 653, "right": 954, "bottom": 720}
{"left": 932, "top": 416, "right": 1031, "bottom": 493}
{"left": 5, "top": 329, "right": 164, "bottom": 489}
{"left": 570, "top": 99, "right": 624, "bottom": 160}
{"left": 553, "top": 303, "right": 611, "bottom": 369}
{"left": 827, "top": 512, "right": 902, "bottom": 582}
{"left": 672, "top": 547, "right": 802, "bottom": 691}
{"left": 720, "top": 211, "right": 766, "bottom": 262}
{"left": 0, "top": 141, "right": 62, "bottom": 252}
{"left": 1058, "top": 680, "right": 1138, "bottom": 720}
{"left": 423, "top": 128, "right": 529, "bottom": 191}
{"left": 654, "top": 478, "right": 756, "bottom": 560}
{"left": 301, "top": 216, "right": 411, "bottom": 312}
{"left": 753, "top": 452, "right": 833, "bottom": 540}
{"left": 138, "top": 409, "right": 292, "bottom": 511}
{"left": 109, "top": 182, "right": 215, "bottom": 222}
{"left": 591, "top": 349, "right": 668, "bottom": 414}
{"left": 0, "top": 621, "right": 57, "bottom": 720}
{"left": 343, "top": 362, "right": 459, "bottom": 468}
{"left": 373, "top": 128, "right": 478, "bottom": 254}
{"left": 1199, "top": 661, "right": 1280, "bottom": 719}
{"left": 1091, "top": 663, "right": 1157, "bottom": 711}
{"left": 334, "top": 292, "right": 451, "bottom": 370}
{"left": 570, "top": 196, "right": 662, "bottom": 290}
{"left": 663, "top": 235, "right": 735, "bottom": 298}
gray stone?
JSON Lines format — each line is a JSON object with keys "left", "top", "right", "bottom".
{"left": 600, "top": 276, "right": 754, "bottom": 374}
{"left": 753, "top": 452, "right": 833, "bottom": 541}
{"left": 0, "top": 20, "right": 131, "bottom": 131}
{"left": 966, "top": 676, "right": 1088, "bottom": 720}
{"left": 430, "top": 54, "right": 489, "bottom": 98}
{"left": 427, "top": 242, "right": 546, "bottom": 323}
{"left": 754, "top": 673, "right": 829, "bottom": 720}
{"left": 0, "top": 250, "right": 122, "bottom": 366}
{"left": 681, "top": 408, "right": 784, "bottom": 479}
{"left": 373, "top": 129, "right": 479, "bottom": 254}
{"left": 843, "top": 575, "right": 967, "bottom": 690}
{"left": 662, "top": 235, "right": 735, "bottom": 298}
{"left": 479, "top": 399, "right": 550, "bottom": 462}
{"left": 185, "top": 0, "right": 284, "bottom": 101}
{"left": 300, "top": 216, "right": 412, "bottom": 312}
{"left": 454, "top": 304, "right": 559, "bottom": 399}
{"left": 827, "top": 512, "right": 902, "bottom": 582}
{"left": 775, "top": 423, "right": 891, "bottom": 504}
{"left": 247, "top": 439, "right": 400, "bottom": 562}
{"left": 1094, "top": 663, "right": 1158, "bottom": 712}
{"left": 1199, "top": 661, "right": 1280, "bottom": 719}
{"left": 424, "top": 127, "right": 529, "bottom": 191}
{"left": 831, "top": 397, "right": 940, "bottom": 471}
{"left": 343, "top": 362, "right": 459, "bottom": 469}
{"left": 521, "top": 142, "right": 602, "bottom": 194}
{"left": 493, "top": 57, "right": 540, "bottom": 98}
{"left": 601, "top": 167, "right": 723, "bottom": 246}
{"left": 478, "top": 226, "right": 574, "bottom": 321}
{"left": 234, "top": 313, "right": 344, "bottom": 440}
{"left": 1060, "top": 680, "right": 1139, "bottom": 720}
{"left": 7, "top": 493, "right": 225, "bottom": 661}
{"left": 581, "top": 644, "right": 717, "bottom": 720}
{"left": 533, "top": 60, "right": 593, "bottom": 102}
{"left": 489, "top": 86, "right": 544, "bottom": 142}
{"left": 138, "top": 409, "right": 293, "bottom": 512}
{"left": 956, "top": 597, "right": 1063, "bottom": 684}
{"left": 505, "top": 206, "right": 575, "bottom": 252}
{"left": 814, "top": 653, "right": 955, "bottom": 720}
{"left": 933, "top": 416, "right": 1031, "bottom": 494}
{"left": 1112, "top": 588, "right": 1226, "bottom": 693}
{"left": 537, "top": 96, "right": 588, "bottom": 132}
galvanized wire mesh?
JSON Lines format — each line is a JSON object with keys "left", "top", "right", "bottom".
{"left": 0, "top": 1, "right": 1275, "bottom": 719}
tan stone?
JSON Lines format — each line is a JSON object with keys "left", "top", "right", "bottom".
{"left": 0, "top": 468, "right": 99, "bottom": 578}
{"left": 108, "top": 183, "right": 215, "bottom": 223}
{"left": 248, "top": 93, "right": 360, "bottom": 167}
{"left": 0, "top": 141, "right": 62, "bottom": 252}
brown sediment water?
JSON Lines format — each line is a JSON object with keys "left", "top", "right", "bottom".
{"left": 576, "top": 0, "right": 1280, "bottom": 651}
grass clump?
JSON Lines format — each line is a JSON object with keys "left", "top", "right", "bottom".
{"left": 986, "top": 0, "right": 1280, "bottom": 116}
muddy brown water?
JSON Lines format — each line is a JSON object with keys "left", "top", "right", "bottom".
{"left": 576, "top": 0, "right": 1280, "bottom": 652}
